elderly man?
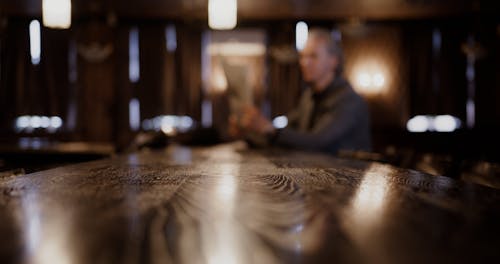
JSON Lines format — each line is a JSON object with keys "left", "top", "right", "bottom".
{"left": 232, "top": 28, "right": 371, "bottom": 155}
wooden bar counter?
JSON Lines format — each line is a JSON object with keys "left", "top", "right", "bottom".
{"left": 1, "top": 142, "right": 499, "bottom": 263}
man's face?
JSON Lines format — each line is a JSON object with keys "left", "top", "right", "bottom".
{"left": 299, "top": 37, "right": 338, "bottom": 84}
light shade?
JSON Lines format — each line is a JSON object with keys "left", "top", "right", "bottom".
{"left": 406, "top": 115, "right": 461, "bottom": 133}
{"left": 29, "top": 20, "right": 41, "bottom": 65}
{"left": 42, "top": 0, "right": 72, "bottom": 29}
{"left": 295, "top": 21, "right": 308, "bottom": 51}
{"left": 209, "top": 0, "right": 237, "bottom": 30}
{"left": 350, "top": 60, "right": 388, "bottom": 96}
{"left": 208, "top": 42, "right": 265, "bottom": 56}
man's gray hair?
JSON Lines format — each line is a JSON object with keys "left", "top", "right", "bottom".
{"left": 307, "top": 28, "right": 344, "bottom": 76}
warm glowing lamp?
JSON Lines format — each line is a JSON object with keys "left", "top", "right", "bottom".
{"left": 42, "top": 0, "right": 72, "bottom": 29}
{"left": 208, "top": 0, "right": 237, "bottom": 30}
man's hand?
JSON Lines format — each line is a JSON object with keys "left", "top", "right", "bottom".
{"left": 228, "top": 114, "right": 244, "bottom": 139}
{"left": 229, "top": 105, "right": 275, "bottom": 138}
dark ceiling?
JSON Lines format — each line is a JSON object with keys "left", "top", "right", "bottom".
{"left": 0, "top": 0, "right": 498, "bottom": 20}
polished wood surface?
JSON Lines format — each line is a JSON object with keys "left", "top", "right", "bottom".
{"left": 1, "top": 142, "right": 499, "bottom": 263}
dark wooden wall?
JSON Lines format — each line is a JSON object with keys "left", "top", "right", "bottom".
{"left": 0, "top": 19, "right": 70, "bottom": 133}
{"left": 0, "top": 0, "right": 499, "bottom": 156}
{"left": 1, "top": 0, "right": 498, "bottom": 19}
{"left": 267, "top": 23, "right": 302, "bottom": 117}
{"left": 475, "top": 19, "right": 500, "bottom": 129}
{"left": 0, "top": 17, "right": 203, "bottom": 147}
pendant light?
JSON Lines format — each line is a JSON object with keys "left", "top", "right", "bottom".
{"left": 42, "top": 0, "right": 72, "bottom": 29}
{"left": 208, "top": 0, "right": 237, "bottom": 30}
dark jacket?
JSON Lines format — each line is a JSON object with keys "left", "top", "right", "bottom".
{"left": 274, "top": 77, "right": 371, "bottom": 155}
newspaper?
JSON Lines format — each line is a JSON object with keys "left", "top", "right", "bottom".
{"left": 221, "top": 58, "right": 268, "bottom": 146}
{"left": 220, "top": 58, "right": 253, "bottom": 117}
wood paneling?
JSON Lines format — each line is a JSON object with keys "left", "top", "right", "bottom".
{"left": 0, "top": 20, "right": 29, "bottom": 133}
{"left": 267, "top": 23, "right": 302, "bottom": 117}
{"left": 406, "top": 22, "right": 468, "bottom": 118}
{"left": 1, "top": 0, "right": 497, "bottom": 20}
{"left": 475, "top": 22, "right": 500, "bottom": 129}
{"left": 0, "top": 0, "right": 41, "bottom": 16}
{"left": 176, "top": 24, "right": 202, "bottom": 119}
{"left": 112, "top": 25, "right": 135, "bottom": 150}
{"left": 74, "top": 20, "right": 116, "bottom": 141}
{"left": 137, "top": 25, "right": 169, "bottom": 119}
{"left": 238, "top": 0, "right": 476, "bottom": 20}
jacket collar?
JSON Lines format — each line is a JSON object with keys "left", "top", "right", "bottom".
{"left": 311, "top": 76, "right": 348, "bottom": 101}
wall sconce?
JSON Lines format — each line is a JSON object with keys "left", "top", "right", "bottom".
{"left": 350, "top": 60, "right": 388, "bottom": 96}
{"left": 42, "top": 0, "right": 72, "bottom": 29}
{"left": 407, "top": 115, "right": 461, "bottom": 133}
{"left": 208, "top": 0, "right": 237, "bottom": 30}
{"left": 357, "top": 72, "right": 385, "bottom": 90}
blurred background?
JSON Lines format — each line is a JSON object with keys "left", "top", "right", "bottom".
{"left": 0, "top": 0, "right": 499, "bottom": 182}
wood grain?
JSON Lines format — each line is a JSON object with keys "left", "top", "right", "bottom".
{"left": 0, "top": 0, "right": 487, "bottom": 19}
{"left": 1, "top": 142, "right": 499, "bottom": 263}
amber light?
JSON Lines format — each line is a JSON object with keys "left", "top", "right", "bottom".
{"left": 208, "top": 0, "right": 237, "bottom": 30}
{"left": 42, "top": 0, "right": 72, "bottom": 29}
